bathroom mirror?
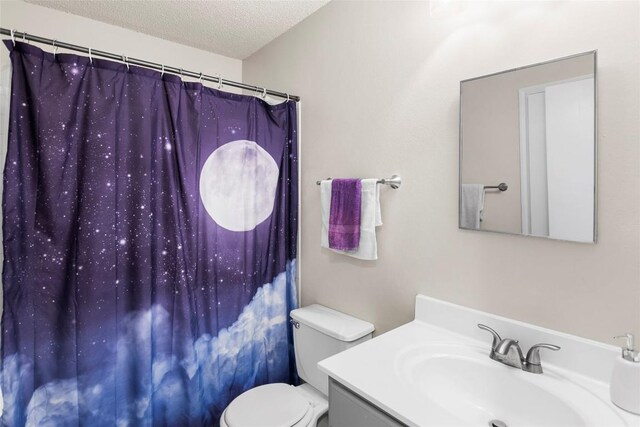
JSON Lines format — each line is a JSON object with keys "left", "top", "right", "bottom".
{"left": 459, "top": 52, "right": 597, "bottom": 243}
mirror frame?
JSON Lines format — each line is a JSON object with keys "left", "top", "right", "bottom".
{"left": 458, "top": 51, "right": 598, "bottom": 243}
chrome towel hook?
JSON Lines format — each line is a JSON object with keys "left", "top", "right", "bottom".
{"left": 484, "top": 183, "right": 508, "bottom": 192}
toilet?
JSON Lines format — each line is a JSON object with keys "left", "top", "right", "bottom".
{"left": 220, "top": 304, "right": 374, "bottom": 427}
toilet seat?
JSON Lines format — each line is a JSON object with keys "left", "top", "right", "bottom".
{"left": 223, "top": 383, "right": 313, "bottom": 427}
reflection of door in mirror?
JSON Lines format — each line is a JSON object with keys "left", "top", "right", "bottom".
{"left": 519, "top": 76, "right": 594, "bottom": 242}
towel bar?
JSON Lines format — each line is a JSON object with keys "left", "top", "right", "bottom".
{"left": 316, "top": 175, "right": 402, "bottom": 189}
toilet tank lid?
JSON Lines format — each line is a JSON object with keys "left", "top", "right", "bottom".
{"left": 290, "top": 304, "right": 374, "bottom": 342}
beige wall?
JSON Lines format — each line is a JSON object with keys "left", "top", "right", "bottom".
{"left": 461, "top": 54, "right": 594, "bottom": 234}
{"left": 244, "top": 0, "right": 640, "bottom": 345}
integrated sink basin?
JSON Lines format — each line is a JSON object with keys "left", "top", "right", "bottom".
{"left": 396, "top": 343, "right": 625, "bottom": 426}
{"left": 318, "top": 296, "right": 640, "bottom": 427}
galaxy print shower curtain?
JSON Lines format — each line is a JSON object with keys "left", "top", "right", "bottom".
{"left": 1, "top": 41, "right": 298, "bottom": 426}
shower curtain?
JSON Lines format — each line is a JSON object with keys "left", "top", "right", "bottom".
{"left": 1, "top": 41, "right": 298, "bottom": 426}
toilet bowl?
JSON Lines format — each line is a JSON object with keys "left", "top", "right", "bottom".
{"left": 219, "top": 304, "right": 374, "bottom": 427}
{"left": 220, "top": 383, "right": 327, "bottom": 427}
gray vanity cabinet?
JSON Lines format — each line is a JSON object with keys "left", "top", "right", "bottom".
{"left": 328, "top": 378, "right": 406, "bottom": 427}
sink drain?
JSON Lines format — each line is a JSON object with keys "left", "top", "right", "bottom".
{"left": 488, "top": 420, "right": 508, "bottom": 427}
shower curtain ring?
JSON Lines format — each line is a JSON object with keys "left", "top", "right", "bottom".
{"left": 198, "top": 72, "right": 203, "bottom": 83}
{"left": 286, "top": 93, "right": 290, "bottom": 102}
{"left": 122, "top": 55, "right": 129, "bottom": 71}
{"left": 10, "top": 29, "right": 16, "bottom": 46}
{"left": 216, "top": 73, "right": 223, "bottom": 89}
{"left": 88, "top": 47, "right": 93, "bottom": 64}
{"left": 22, "top": 32, "right": 27, "bottom": 43}
{"left": 261, "top": 88, "right": 267, "bottom": 99}
{"left": 52, "top": 39, "right": 58, "bottom": 58}
{"left": 160, "top": 64, "right": 165, "bottom": 77}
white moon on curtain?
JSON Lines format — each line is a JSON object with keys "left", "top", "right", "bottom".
{"left": 199, "top": 140, "right": 279, "bottom": 232}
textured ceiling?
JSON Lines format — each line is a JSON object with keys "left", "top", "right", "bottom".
{"left": 25, "top": 0, "right": 330, "bottom": 59}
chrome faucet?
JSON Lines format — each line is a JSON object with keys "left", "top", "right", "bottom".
{"left": 477, "top": 324, "right": 560, "bottom": 374}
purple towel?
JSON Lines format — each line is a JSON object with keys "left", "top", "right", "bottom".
{"left": 329, "top": 179, "right": 362, "bottom": 251}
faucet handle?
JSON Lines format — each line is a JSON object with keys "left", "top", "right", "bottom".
{"left": 525, "top": 343, "right": 561, "bottom": 366}
{"left": 613, "top": 334, "right": 635, "bottom": 351}
{"left": 477, "top": 324, "right": 501, "bottom": 349}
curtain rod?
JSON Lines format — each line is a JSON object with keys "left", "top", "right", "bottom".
{"left": 0, "top": 28, "right": 300, "bottom": 102}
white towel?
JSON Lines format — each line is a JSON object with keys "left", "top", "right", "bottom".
{"left": 460, "top": 184, "right": 485, "bottom": 229}
{"left": 321, "top": 179, "right": 382, "bottom": 260}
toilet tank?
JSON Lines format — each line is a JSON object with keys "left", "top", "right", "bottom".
{"left": 290, "top": 304, "right": 374, "bottom": 396}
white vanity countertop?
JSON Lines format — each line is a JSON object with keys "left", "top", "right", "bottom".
{"left": 318, "top": 296, "right": 640, "bottom": 427}
{"left": 319, "top": 320, "right": 460, "bottom": 426}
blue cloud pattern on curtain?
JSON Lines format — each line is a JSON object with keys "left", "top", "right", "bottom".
{"left": 1, "top": 41, "right": 298, "bottom": 426}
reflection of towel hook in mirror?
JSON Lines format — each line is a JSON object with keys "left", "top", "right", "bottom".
{"left": 484, "top": 182, "right": 508, "bottom": 192}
